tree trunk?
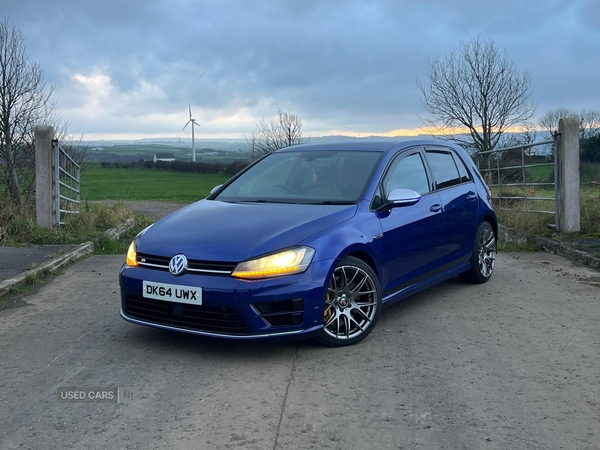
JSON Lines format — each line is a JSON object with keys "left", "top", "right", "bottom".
{"left": 4, "top": 139, "right": 23, "bottom": 205}
{"left": 9, "top": 165, "right": 22, "bottom": 205}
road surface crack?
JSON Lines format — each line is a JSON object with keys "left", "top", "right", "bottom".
{"left": 272, "top": 345, "right": 298, "bottom": 450}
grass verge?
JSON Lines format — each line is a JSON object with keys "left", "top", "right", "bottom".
{"left": 498, "top": 239, "right": 543, "bottom": 252}
{"left": 94, "top": 213, "right": 155, "bottom": 255}
{"left": 81, "top": 163, "right": 230, "bottom": 202}
{"left": 495, "top": 186, "right": 600, "bottom": 237}
{"left": 1, "top": 199, "right": 134, "bottom": 246}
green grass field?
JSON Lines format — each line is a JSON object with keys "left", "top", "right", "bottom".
{"left": 81, "top": 163, "right": 231, "bottom": 202}
{"left": 527, "top": 165, "right": 554, "bottom": 182}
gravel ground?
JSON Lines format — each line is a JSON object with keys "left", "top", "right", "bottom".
{"left": 0, "top": 252, "right": 599, "bottom": 449}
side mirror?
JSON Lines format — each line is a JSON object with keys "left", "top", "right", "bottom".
{"left": 386, "top": 188, "right": 421, "bottom": 207}
{"left": 209, "top": 184, "right": 223, "bottom": 195}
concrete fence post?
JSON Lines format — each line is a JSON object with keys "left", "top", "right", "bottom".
{"left": 35, "top": 126, "right": 55, "bottom": 229}
{"left": 557, "top": 117, "right": 580, "bottom": 233}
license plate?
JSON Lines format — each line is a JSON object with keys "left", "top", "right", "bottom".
{"left": 142, "top": 281, "right": 202, "bottom": 305}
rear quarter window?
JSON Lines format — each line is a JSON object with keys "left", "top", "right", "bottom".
{"left": 452, "top": 153, "right": 472, "bottom": 183}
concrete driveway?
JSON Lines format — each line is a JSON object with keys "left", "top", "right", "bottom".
{"left": 0, "top": 252, "right": 598, "bottom": 450}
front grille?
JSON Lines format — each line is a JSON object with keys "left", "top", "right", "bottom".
{"left": 137, "top": 253, "right": 237, "bottom": 275}
{"left": 125, "top": 295, "right": 251, "bottom": 335}
{"left": 254, "top": 299, "right": 304, "bottom": 327}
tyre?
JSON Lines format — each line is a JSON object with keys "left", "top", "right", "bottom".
{"left": 316, "top": 256, "right": 382, "bottom": 347}
{"left": 459, "top": 221, "right": 497, "bottom": 284}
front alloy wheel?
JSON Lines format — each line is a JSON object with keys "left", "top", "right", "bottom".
{"left": 316, "top": 256, "right": 382, "bottom": 347}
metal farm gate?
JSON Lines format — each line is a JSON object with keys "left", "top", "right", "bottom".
{"left": 476, "top": 138, "right": 559, "bottom": 228}
{"left": 54, "top": 141, "right": 81, "bottom": 225}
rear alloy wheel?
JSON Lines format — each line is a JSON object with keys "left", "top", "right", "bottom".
{"left": 459, "top": 221, "right": 497, "bottom": 284}
{"left": 316, "top": 256, "right": 382, "bottom": 347}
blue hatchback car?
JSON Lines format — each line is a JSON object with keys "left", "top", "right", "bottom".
{"left": 120, "top": 140, "right": 497, "bottom": 346}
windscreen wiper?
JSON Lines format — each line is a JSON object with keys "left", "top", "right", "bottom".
{"left": 314, "top": 200, "right": 356, "bottom": 205}
{"left": 234, "top": 199, "right": 300, "bottom": 204}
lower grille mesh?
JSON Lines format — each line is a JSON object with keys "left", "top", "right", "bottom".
{"left": 125, "top": 295, "right": 251, "bottom": 335}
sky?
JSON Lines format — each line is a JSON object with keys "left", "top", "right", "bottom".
{"left": 3, "top": 0, "right": 599, "bottom": 141}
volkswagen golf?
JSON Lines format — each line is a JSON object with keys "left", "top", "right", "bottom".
{"left": 119, "top": 140, "right": 497, "bottom": 346}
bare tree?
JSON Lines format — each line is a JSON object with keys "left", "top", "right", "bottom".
{"left": 538, "top": 107, "right": 575, "bottom": 140}
{"left": 579, "top": 110, "right": 600, "bottom": 140}
{"left": 496, "top": 122, "right": 538, "bottom": 149}
{"left": 62, "top": 134, "right": 90, "bottom": 174}
{"left": 52, "top": 118, "right": 90, "bottom": 175}
{"left": 0, "top": 18, "right": 55, "bottom": 204}
{"left": 247, "top": 107, "right": 306, "bottom": 158}
{"left": 417, "top": 37, "right": 536, "bottom": 156}
{"left": 538, "top": 107, "right": 600, "bottom": 140}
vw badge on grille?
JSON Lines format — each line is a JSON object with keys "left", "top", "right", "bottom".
{"left": 169, "top": 254, "right": 188, "bottom": 276}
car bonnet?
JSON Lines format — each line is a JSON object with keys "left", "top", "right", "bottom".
{"left": 136, "top": 199, "right": 358, "bottom": 262}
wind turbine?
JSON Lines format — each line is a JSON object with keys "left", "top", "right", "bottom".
{"left": 182, "top": 104, "right": 201, "bottom": 162}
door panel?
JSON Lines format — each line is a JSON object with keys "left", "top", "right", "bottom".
{"left": 377, "top": 192, "right": 445, "bottom": 297}
{"left": 424, "top": 148, "right": 479, "bottom": 269}
{"left": 374, "top": 149, "right": 447, "bottom": 297}
{"left": 436, "top": 183, "right": 478, "bottom": 267}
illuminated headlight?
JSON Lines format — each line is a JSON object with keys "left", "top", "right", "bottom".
{"left": 125, "top": 224, "right": 153, "bottom": 267}
{"left": 232, "top": 247, "right": 315, "bottom": 279}
{"left": 126, "top": 241, "right": 138, "bottom": 267}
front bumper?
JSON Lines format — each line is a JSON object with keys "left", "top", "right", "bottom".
{"left": 119, "top": 259, "right": 333, "bottom": 341}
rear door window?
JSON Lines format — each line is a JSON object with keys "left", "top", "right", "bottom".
{"left": 425, "top": 150, "right": 462, "bottom": 190}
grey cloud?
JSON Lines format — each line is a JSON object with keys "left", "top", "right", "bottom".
{"left": 3, "top": 0, "right": 598, "bottom": 137}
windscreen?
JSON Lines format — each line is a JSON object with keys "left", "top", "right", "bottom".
{"left": 215, "top": 150, "right": 382, "bottom": 204}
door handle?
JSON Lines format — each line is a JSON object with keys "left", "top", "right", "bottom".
{"left": 430, "top": 204, "right": 442, "bottom": 213}
{"left": 467, "top": 191, "right": 477, "bottom": 200}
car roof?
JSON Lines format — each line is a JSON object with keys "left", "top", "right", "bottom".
{"left": 275, "top": 139, "right": 458, "bottom": 154}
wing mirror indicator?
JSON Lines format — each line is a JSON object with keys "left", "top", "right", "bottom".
{"left": 387, "top": 188, "right": 421, "bottom": 207}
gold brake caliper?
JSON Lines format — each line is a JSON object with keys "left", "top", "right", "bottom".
{"left": 324, "top": 290, "right": 334, "bottom": 323}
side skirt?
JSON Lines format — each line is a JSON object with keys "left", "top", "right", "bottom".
{"left": 381, "top": 261, "right": 472, "bottom": 308}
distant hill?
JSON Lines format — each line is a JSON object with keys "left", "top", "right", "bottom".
{"left": 81, "top": 131, "right": 552, "bottom": 161}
